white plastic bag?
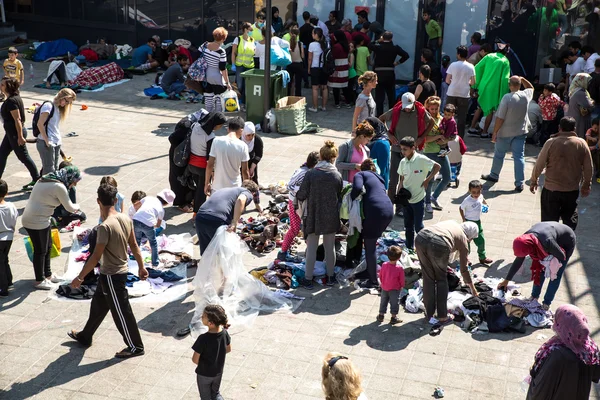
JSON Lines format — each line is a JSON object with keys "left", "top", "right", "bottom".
{"left": 220, "top": 89, "right": 240, "bottom": 112}
{"left": 190, "top": 227, "right": 297, "bottom": 337}
{"left": 264, "top": 109, "right": 277, "bottom": 133}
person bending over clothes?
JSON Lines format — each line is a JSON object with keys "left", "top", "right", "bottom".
{"left": 497, "top": 221, "right": 576, "bottom": 310}
{"left": 296, "top": 141, "right": 343, "bottom": 290}
{"left": 241, "top": 122, "right": 264, "bottom": 186}
{"left": 351, "top": 159, "right": 393, "bottom": 289}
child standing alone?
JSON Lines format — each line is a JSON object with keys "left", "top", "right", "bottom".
{"left": 0, "top": 180, "right": 17, "bottom": 297}
{"left": 459, "top": 180, "right": 493, "bottom": 265}
{"left": 192, "top": 304, "right": 231, "bottom": 400}
{"left": 377, "top": 246, "right": 405, "bottom": 324}
{"left": 3, "top": 47, "right": 24, "bottom": 85}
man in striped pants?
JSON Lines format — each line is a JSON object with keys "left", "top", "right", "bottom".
{"left": 68, "top": 184, "right": 148, "bottom": 358}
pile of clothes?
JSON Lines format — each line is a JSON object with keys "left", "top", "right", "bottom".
{"left": 237, "top": 216, "right": 283, "bottom": 253}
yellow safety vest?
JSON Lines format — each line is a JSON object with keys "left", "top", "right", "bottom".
{"left": 235, "top": 36, "right": 255, "bottom": 68}
{"left": 250, "top": 24, "right": 264, "bottom": 41}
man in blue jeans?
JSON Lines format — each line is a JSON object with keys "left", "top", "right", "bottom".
{"left": 481, "top": 76, "right": 534, "bottom": 191}
{"left": 160, "top": 54, "right": 189, "bottom": 100}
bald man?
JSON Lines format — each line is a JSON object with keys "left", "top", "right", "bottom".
{"left": 481, "top": 76, "right": 534, "bottom": 192}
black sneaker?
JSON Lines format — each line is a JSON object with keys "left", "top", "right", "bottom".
{"left": 376, "top": 314, "right": 384, "bottom": 322}
{"left": 326, "top": 275, "right": 338, "bottom": 287}
{"left": 300, "top": 277, "right": 314, "bottom": 290}
{"left": 481, "top": 174, "right": 498, "bottom": 183}
{"left": 0, "top": 290, "right": 8, "bottom": 297}
{"left": 176, "top": 326, "right": 191, "bottom": 337}
{"left": 480, "top": 133, "right": 492, "bottom": 138}
{"left": 22, "top": 181, "right": 35, "bottom": 191}
{"left": 115, "top": 347, "right": 145, "bottom": 358}
{"left": 515, "top": 185, "right": 524, "bottom": 192}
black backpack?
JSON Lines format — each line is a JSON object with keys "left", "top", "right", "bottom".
{"left": 31, "top": 102, "right": 55, "bottom": 137}
{"left": 322, "top": 48, "right": 336, "bottom": 76}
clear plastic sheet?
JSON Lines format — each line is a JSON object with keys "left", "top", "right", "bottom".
{"left": 190, "top": 226, "right": 299, "bottom": 337}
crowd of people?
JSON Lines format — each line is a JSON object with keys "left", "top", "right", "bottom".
{"left": 1, "top": 7, "right": 600, "bottom": 400}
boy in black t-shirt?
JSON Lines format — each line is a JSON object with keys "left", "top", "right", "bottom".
{"left": 192, "top": 304, "right": 232, "bottom": 400}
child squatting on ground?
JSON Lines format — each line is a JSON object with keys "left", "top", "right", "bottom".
{"left": 459, "top": 180, "right": 493, "bottom": 265}
{"left": 192, "top": 304, "right": 231, "bottom": 400}
{"left": 0, "top": 180, "right": 17, "bottom": 297}
{"left": 377, "top": 245, "right": 405, "bottom": 325}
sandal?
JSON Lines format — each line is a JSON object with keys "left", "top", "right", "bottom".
{"left": 68, "top": 330, "right": 91, "bottom": 347}
{"left": 439, "top": 315, "right": 455, "bottom": 326}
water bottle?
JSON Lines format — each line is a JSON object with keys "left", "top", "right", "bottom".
{"left": 482, "top": 204, "right": 489, "bottom": 213}
{"left": 29, "top": 64, "right": 34, "bottom": 80}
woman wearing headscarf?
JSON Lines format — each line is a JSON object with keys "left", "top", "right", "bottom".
{"left": 272, "top": 7, "right": 284, "bottom": 35}
{"left": 365, "top": 117, "right": 390, "bottom": 189}
{"left": 168, "top": 110, "right": 208, "bottom": 213}
{"left": 497, "top": 221, "right": 576, "bottom": 310}
{"left": 415, "top": 220, "right": 479, "bottom": 324}
{"left": 526, "top": 304, "right": 600, "bottom": 399}
{"left": 350, "top": 159, "right": 393, "bottom": 288}
{"left": 241, "top": 122, "right": 264, "bottom": 185}
{"left": 296, "top": 141, "right": 343, "bottom": 290}
{"left": 189, "top": 111, "right": 227, "bottom": 213}
{"left": 21, "top": 165, "right": 81, "bottom": 290}
{"left": 567, "top": 73, "right": 595, "bottom": 138}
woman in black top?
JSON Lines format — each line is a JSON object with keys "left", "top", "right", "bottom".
{"left": 414, "top": 65, "right": 437, "bottom": 105}
{"left": 241, "top": 122, "right": 264, "bottom": 185}
{"left": 498, "top": 221, "right": 576, "bottom": 309}
{"left": 0, "top": 77, "right": 39, "bottom": 189}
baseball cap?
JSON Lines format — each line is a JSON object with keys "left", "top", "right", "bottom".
{"left": 401, "top": 92, "right": 415, "bottom": 110}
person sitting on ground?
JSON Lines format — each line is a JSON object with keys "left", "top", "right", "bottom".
{"left": 130, "top": 189, "right": 175, "bottom": 267}
{"left": 161, "top": 54, "right": 189, "bottom": 100}
{"left": 587, "top": 118, "right": 600, "bottom": 182}
{"left": 195, "top": 180, "right": 260, "bottom": 255}
{"left": 526, "top": 304, "right": 600, "bottom": 400}
{"left": 497, "top": 221, "right": 576, "bottom": 310}
{"left": 322, "top": 352, "right": 367, "bottom": 400}
{"left": 131, "top": 38, "right": 159, "bottom": 70}
{"left": 459, "top": 180, "right": 493, "bottom": 265}
{"left": 278, "top": 151, "right": 319, "bottom": 261}
{"left": 336, "top": 122, "right": 374, "bottom": 183}
{"left": 241, "top": 122, "right": 264, "bottom": 186}
{"left": 0, "top": 179, "right": 17, "bottom": 297}
{"left": 377, "top": 246, "right": 405, "bottom": 324}
{"left": 416, "top": 220, "right": 479, "bottom": 325}
{"left": 3, "top": 47, "right": 23, "bottom": 86}
{"left": 296, "top": 141, "right": 343, "bottom": 290}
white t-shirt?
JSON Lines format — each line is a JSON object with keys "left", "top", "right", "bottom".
{"left": 131, "top": 196, "right": 164, "bottom": 228}
{"left": 38, "top": 102, "right": 61, "bottom": 146}
{"left": 566, "top": 57, "right": 585, "bottom": 83}
{"left": 585, "top": 53, "right": 600, "bottom": 73}
{"left": 190, "top": 123, "right": 215, "bottom": 157}
{"left": 309, "top": 42, "right": 324, "bottom": 68}
{"left": 209, "top": 136, "right": 250, "bottom": 191}
{"left": 446, "top": 61, "right": 476, "bottom": 98}
{"left": 460, "top": 195, "right": 484, "bottom": 221}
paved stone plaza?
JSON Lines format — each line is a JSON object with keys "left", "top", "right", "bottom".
{"left": 0, "top": 63, "right": 599, "bottom": 400}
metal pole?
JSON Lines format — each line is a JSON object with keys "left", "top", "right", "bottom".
{"left": 263, "top": 0, "right": 272, "bottom": 131}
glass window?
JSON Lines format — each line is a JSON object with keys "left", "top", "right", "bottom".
{"left": 385, "top": 0, "right": 420, "bottom": 80}
{"left": 303, "top": 0, "right": 336, "bottom": 26}
{"left": 35, "top": 0, "right": 68, "bottom": 17}
{"left": 84, "top": 0, "right": 119, "bottom": 23}
{"left": 134, "top": 0, "right": 167, "bottom": 29}
{"left": 344, "top": 0, "right": 377, "bottom": 31}
{"left": 442, "top": 0, "right": 489, "bottom": 59}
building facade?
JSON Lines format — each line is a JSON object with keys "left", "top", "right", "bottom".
{"left": 6, "top": 0, "right": 574, "bottom": 81}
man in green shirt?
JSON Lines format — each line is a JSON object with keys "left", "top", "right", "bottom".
{"left": 556, "top": 0, "right": 567, "bottom": 37}
{"left": 423, "top": 10, "right": 442, "bottom": 64}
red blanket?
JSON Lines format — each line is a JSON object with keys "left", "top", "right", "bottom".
{"left": 73, "top": 62, "right": 124, "bottom": 88}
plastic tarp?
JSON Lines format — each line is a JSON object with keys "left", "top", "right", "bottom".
{"left": 190, "top": 226, "right": 298, "bottom": 337}
{"left": 33, "top": 39, "right": 79, "bottom": 62}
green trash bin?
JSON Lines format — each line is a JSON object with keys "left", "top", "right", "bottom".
{"left": 241, "top": 69, "right": 286, "bottom": 125}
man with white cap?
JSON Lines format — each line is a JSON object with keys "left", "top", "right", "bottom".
{"left": 205, "top": 116, "right": 250, "bottom": 195}
{"left": 380, "top": 92, "right": 434, "bottom": 212}
{"left": 415, "top": 220, "right": 479, "bottom": 326}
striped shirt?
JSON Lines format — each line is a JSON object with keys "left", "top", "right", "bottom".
{"left": 328, "top": 43, "right": 349, "bottom": 88}
{"left": 203, "top": 45, "right": 227, "bottom": 86}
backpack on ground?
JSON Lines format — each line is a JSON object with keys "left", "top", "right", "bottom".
{"left": 31, "top": 101, "right": 55, "bottom": 137}
{"left": 322, "top": 48, "right": 336, "bottom": 76}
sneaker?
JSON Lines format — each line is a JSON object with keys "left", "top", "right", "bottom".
{"left": 430, "top": 197, "right": 443, "bottom": 210}
{"left": 376, "top": 314, "right": 384, "bottom": 322}
{"left": 60, "top": 220, "right": 81, "bottom": 233}
{"left": 358, "top": 280, "right": 378, "bottom": 289}
{"left": 542, "top": 303, "right": 550, "bottom": 311}
{"left": 390, "top": 316, "right": 402, "bottom": 325}
{"left": 455, "top": 177, "right": 460, "bottom": 188}
{"left": 34, "top": 280, "right": 53, "bottom": 290}
{"left": 425, "top": 203, "right": 434, "bottom": 213}
{"left": 515, "top": 185, "right": 524, "bottom": 193}
{"left": 326, "top": 275, "right": 338, "bottom": 287}
{"left": 335, "top": 104, "right": 341, "bottom": 109}
{"left": 438, "top": 149, "right": 451, "bottom": 157}
{"left": 395, "top": 208, "right": 404, "bottom": 217}
{"left": 481, "top": 174, "right": 498, "bottom": 183}
{"left": 49, "top": 275, "right": 63, "bottom": 283}
{"left": 0, "top": 290, "right": 8, "bottom": 297}
{"left": 308, "top": 107, "right": 318, "bottom": 113}
{"left": 467, "top": 128, "right": 481, "bottom": 136}
{"left": 8, "top": 284, "right": 14, "bottom": 291}
{"left": 480, "top": 133, "right": 492, "bottom": 138}
{"left": 320, "top": 106, "right": 327, "bottom": 111}
{"left": 22, "top": 181, "right": 35, "bottom": 191}
{"left": 300, "top": 278, "right": 314, "bottom": 290}
{"left": 115, "top": 347, "right": 145, "bottom": 358}
{"left": 344, "top": 103, "right": 352, "bottom": 109}
{"left": 176, "top": 326, "right": 191, "bottom": 337}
